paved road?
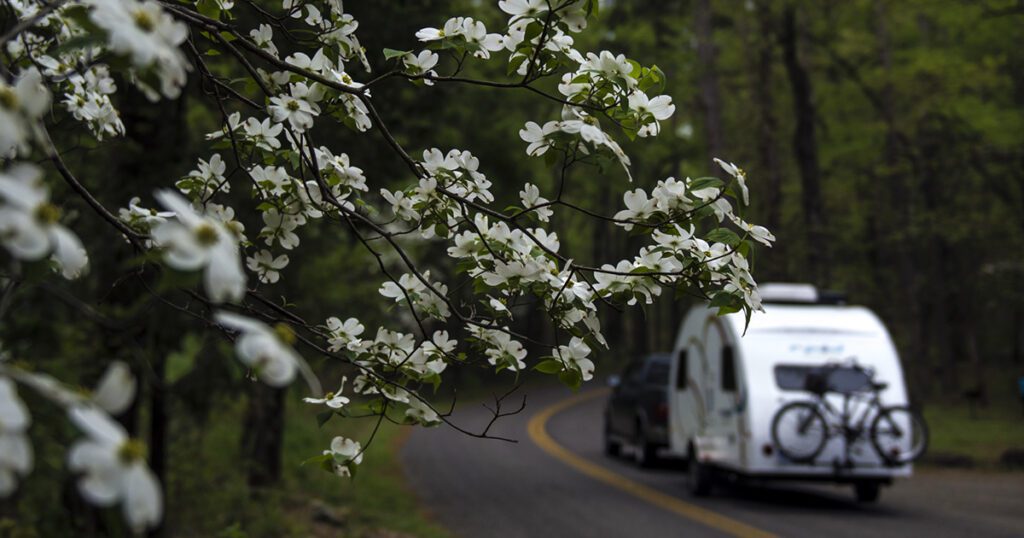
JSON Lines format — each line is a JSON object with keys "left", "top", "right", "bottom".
{"left": 401, "top": 384, "right": 1024, "bottom": 538}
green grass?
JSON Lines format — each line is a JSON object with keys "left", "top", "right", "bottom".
{"left": 162, "top": 392, "right": 451, "bottom": 538}
{"left": 923, "top": 403, "right": 1024, "bottom": 467}
{"left": 283, "top": 407, "right": 451, "bottom": 538}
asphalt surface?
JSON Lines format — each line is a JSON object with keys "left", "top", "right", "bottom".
{"left": 400, "top": 384, "right": 1024, "bottom": 538}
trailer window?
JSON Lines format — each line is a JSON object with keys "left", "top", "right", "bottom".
{"left": 774, "top": 365, "right": 873, "bottom": 393}
{"left": 675, "top": 350, "right": 688, "bottom": 389}
{"left": 721, "top": 346, "right": 737, "bottom": 392}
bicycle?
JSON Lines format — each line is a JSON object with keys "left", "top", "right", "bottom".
{"left": 770, "top": 360, "right": 928, "bottom": 467}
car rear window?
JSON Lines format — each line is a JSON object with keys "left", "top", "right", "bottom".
{"left": 644, "top": 362, "right": 670, "bottom": 384}
{"left": 774, "top": 365, "right": 872, "bottom": 393}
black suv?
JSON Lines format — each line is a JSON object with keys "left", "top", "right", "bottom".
{"left": 603, "top": 353, "right": 671, "bottom": 467}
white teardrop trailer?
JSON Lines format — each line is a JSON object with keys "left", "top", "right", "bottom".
{"left": 667, "top": 283, "right": 924, "bottom": 502}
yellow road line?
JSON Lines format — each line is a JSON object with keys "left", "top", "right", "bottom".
{"left": 526, "top": 388, "right": 777, "bottom": 538}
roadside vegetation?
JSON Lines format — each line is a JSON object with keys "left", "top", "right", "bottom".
{"left": 163, "top": 389, "right": 450, "bottom": 537}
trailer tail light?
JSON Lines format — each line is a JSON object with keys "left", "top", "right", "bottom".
{"left": 655, "top": 402, "right": 669, "bottom": 422}
{"left": 762, "top": 443, "right": 774, "bottom": 456}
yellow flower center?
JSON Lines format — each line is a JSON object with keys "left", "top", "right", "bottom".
{"left": 274, "top": 323, "right": 296, "bottom": 345}
{"left": 0, "top": 86, "right": 17, "bottom": 109}
{"left": 286, "top": 100, "right": 301, "bottom": 112}
{"left": 324, "top": 391, "right": 335, "bottom": 400}
{"left": 194, "top": 223, "right": 219, "bottom": 246}
{"left": 35, "top": 203, "right": 61, "bottom": 224}
{"left": 118, "top": 439, "right": 147, "bottom": 463}
{"left": 133, "top": 10, "right": 155, "bottom": 32}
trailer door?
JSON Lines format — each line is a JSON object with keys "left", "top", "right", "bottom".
{"left": 703, "top": 319, "right": 742, "bottom": 466}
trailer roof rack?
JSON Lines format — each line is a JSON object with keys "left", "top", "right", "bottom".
{"left": 759, "top": 283, "right": 849, "bottom": 305}
{"left": 760, "top": 283, "right": 819, "bottom": 304}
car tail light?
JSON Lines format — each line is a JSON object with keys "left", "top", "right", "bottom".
{"left": 656, "top": 402, "right": 668, "bottom": 421}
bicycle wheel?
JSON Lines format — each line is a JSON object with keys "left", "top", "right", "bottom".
{"left": 771, "top": 401, "right": 828, "bottom": 463}
{"left": 870, "top": 405, "right": 928, "bottom": 465}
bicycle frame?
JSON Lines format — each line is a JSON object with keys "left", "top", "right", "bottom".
{"left": 814, "top": 390, "right": 885, "bottom": 467}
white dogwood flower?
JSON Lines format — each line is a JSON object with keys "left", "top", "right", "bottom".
{"left": 268, "top": 86, "right": 320, "bottom": 132}
{"left": 325, "top": 317, "right": 365, "bottom": 352}
{"left": 0, "top": 378, "right": 32, "bottom": 498}
{"left": 324, "top": 436, "right": 362, "bottom": 476}
{"left": 67, "top": 406, "right": 162, "bottom": 532}
{"left": 612, "top": 188, "right": 657, "bottom": 230}
{"left": 499, "top": 0, "right": 548, "bottom": 19}
{"left": 86, "top": 0, "right": 188, "bottom": 98}
{"left": 152, "top": 191, "right": 246, "bottom": 303}
{"left": 249, "top": 24, "right": 278, "bottom": 56}
{"left": 246, "top": 250, "right": 289, "bottom": 284}
{"left": 215, "top": 311, "right": 299, "bottom": 386}
{"left": 91, "top": 361, "right": 136, "bottom": 415}
{"left": 303, "top": 378, "right": 349, "bottom": 409}
{"left": 406, "top": 398, "right": 441, "bottom": 426}
{"left": 557, "top": 336, "right": 594, "bottom": 381}
{"left": 628, "top": 92, "right": 675, "bottom": 137}
{"left": 402, "top": 50, "right": 438, "bottom": 79}
{"left": 0, "top": 68, "right": 50, "bottom": 155}
{"left": 714, "top": 157, "right": 749, "bottom": 206}
{"left": 519, "top": 183, "right": 552, "bottom": 222}
{"left": 0, "top": 164, "right": 88, "bottom": 279}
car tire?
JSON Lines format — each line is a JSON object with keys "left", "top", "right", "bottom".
{"left": 686, "top": 449, "right": 713, "bottom": 497}
{"left": 854, "top": 481, "right": 881, "bottom": 502}
{"left": 634, "top": 420, "right": 657, "bottom": 468}
{"left": 603, "top": 420, "right": 621, "bottom": 458}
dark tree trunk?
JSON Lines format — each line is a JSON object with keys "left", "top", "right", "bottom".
{"left": 147, "top": 351, "right": 167, "bottom": 538}
{"left": 872, "top": 0, "right": 926, "bottom": 393}
{"left": 780, "top": 5, "right": 829, "bottom": 286}
{"left": 694, "top": 0, "right": 726, "bottom": 172}
{"left": 242, "top": 384, "right": 287, "bottom": 489}
{"left": 747, "top": 0, "right": 785, "bottom": 279}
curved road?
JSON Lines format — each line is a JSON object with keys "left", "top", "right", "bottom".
{"left": 400, "top": 385, "right": 1024, "bottom": 538}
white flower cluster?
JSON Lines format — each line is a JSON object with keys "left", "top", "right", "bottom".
{"left": 85, "top": 0, "right": 189, "bottom": 100}
{"left": 416, "top": 17, "right": 505, "bottom": 59}
{"left": 321, "top": 315, "right": 449, "bottom": 427}
{"left": 380, "top": 148, "right": 494, "bottom": 238}
{"left": 283, "top": 0, "right": 370, "bottom": 71}
{"left": 0, "top": 362, "right": 162, "bottom": 533}
{"left": 379, "top": 271, "right": 451, "bottom": 321}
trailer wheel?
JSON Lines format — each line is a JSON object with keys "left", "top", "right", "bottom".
{"left": 854, "top": 481, "right": 881, "bottom": 502}
{"left": 685, "top": 448, "right": 713, "bottom": 496}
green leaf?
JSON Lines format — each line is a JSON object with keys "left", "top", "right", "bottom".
{"left": 196, "top": 0, "right": 221, "bottom": 19}
{"left": 705, "top": 227, "right": 741, "bottom": 246}
{"left": 559, "top": 368, "right": 583, "bottom": 391}
{"left": 316, "top": 411, "right": 334, "bottom": 428}
{"left": 383, "top": 48, "right": 410, "bottom": 60}
{"left": 534, "top": 359, "right": 564, "bottom": 374}
{"left": 165, "top": 333, "right": 203, "bottom": 384}
{"left": 523, "top": 21, "right": 544, "bottom": 42}
{"left": 507, "top": 54, "right": 528, "bottom": 76}
{"left": 301, "top": 453, "right": 332, "bottom": 466}
{"left": 689, "top": 176, "right": 724, "bottom": 191}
